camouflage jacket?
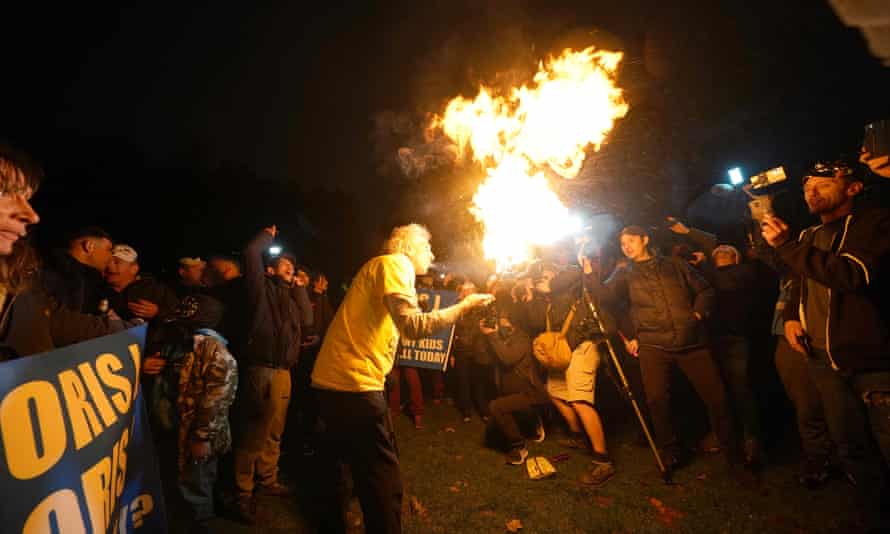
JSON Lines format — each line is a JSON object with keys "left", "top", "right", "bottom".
{"left": 176, "top": 329, "right": 238, "bottom": 476}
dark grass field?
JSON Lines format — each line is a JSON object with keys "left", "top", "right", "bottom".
{"left": 178, "top": 395, "right": 864, "bottom": 534}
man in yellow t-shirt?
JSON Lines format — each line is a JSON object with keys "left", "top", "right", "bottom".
{"left": 311, "top": 223, "right": 491, "bottom": 534}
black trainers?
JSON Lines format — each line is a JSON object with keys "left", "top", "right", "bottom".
{"left": 798, "top": 458, "right": 830, "bottom": 489}
{"left": 506, "top": 446, "right": 529, "bottom": 465}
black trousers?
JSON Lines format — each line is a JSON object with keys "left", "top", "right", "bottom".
{"left": 638, "top": 345, "right": 738, "bottom": 462}
{"left": 315, "top": 388, "right": 403, "bottom": 534}
{"left": 454, "top": 352, "right": 495, "bottom": 418}
{"left": 489, "top": 388, "right": 551, "bottom": 448}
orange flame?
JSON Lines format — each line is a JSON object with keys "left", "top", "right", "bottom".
{"left": 434, "top": 46, "right": 628, "bottom": 269}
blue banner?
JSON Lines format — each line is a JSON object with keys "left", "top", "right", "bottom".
{"left": 396, "top": 289, "right": 458, "bottom": 371}
{"left": 0, "top": 325, "right": 167, "bottom": 534}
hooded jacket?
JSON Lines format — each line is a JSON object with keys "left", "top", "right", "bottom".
{"left": 781, "top": 207, "right": 890, "bottom": 373}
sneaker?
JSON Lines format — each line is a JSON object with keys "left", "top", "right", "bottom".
{"left": 481, "top": 415, "right": 491, "bottom": 424}
{"left": 462, "top": 415, "right": 472, "bottom": 423}
{"left": 302, "top": 442, "right": 316, "bottom": 457}
{"left": 233, "top": 497, "right": 256, "bottom": 525}
{"left": 579, "top": 460, "right": 615, "bottom": 486}
{"left": 255, "top": 482, "right": 293, "bottom": 497}
{"left": 531, "top": 419, "right": 546, "bottom": 443}
{"left": 506, "top": 446, "right": 529, "bottom": 465}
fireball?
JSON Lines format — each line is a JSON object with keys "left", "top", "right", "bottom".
{"left": 434, "top": 46, "right": 628, "bottom": 269}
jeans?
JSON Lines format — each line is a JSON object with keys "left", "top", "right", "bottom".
{"left": 774, "top": 337, "right": 831, "bottom": 462}
{"left": 849, "top": 370, "right": 890, "bottom": 470}
{"left": 179, "top": 457, "right": 218, "bottom": 522}
{"left": 807, "top": 350, "right": 886, "bottom": 527}
{"left": 316, "top": 389, "right": 403, "bottom": 534}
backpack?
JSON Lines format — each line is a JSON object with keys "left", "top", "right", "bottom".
{"left": 532, "top": 301, "right": 577, "bottom": 370}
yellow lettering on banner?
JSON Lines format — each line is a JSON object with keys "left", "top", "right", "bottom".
{"left": 81, "top": 456, "right": 112, "bottom": 534}
{"left": 129, "top": 494, "right": 154, "bottom": 528}
{"left": 58, "top": 370, "right": 103, "bottom": 450}
{"left": 77, "top": 362, "right": 118, "bottom": 427}
{"left": 128, "top": 344, "right": 141, "bottom": 399}
{"left": 115, "top": 429, "right": 129, "bottom": 498}
{"left": 96, "top": 354, "right": 132, "bottom": 415}
{"left": 23, "top": 489, "right": 86, "bottom": 534}
{"left": 0, "top": 380, "right": 66, "bottom": 480}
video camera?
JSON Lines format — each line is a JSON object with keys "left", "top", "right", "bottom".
{"left": 745, "top": 166, "right": 789, "bottom": 223}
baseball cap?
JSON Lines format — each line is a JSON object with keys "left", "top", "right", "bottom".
{"left": 111, "top": 244, "right": 138, "bottom": 263}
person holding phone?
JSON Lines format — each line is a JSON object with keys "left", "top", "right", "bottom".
{"left": 761, "top": 158, "right": 890, "bottom": 530}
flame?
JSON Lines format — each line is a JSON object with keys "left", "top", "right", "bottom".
{"left": 434, "top": 46, "right": 628, "bottom": 269}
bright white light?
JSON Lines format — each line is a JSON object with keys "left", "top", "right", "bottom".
{"left": 268, "top": 246, "right": 282, "bottom": 256}
{"left": 728, "top": 167, "right": 743, "bottom": 185}
{"left": 568, "top": 215, "right": 584, "bottom": 235}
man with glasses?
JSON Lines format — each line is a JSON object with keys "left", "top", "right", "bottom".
{"left": 762, "top": 158, "right": 890, "bottom": 529}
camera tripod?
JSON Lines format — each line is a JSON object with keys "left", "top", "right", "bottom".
{"left": 580, "top": 285, "right": 673, "bottom": 484}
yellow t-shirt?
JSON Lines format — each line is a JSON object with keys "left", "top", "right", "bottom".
{"left": 311, "top": 254, "right": 416, "bottom": 392}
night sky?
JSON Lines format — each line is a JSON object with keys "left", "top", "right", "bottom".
{"left": 3, "top": 1, "right": 889, "bottom": 286}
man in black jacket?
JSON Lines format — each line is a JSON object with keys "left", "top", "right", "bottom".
{"left": 232, "top": 226, "right": 313, "bottom": 522}
{"left": 591, "top": 226, "right": 740, "bottom": 474}
{"left": 41, "top": 226, "right": 113, "bottom": 315}
{"left": 762, "top": 159, "right": 889, "bottom": 528}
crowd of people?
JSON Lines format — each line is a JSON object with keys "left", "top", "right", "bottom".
{"left": 2, "top": 140, "right": 889, "bottom": 534}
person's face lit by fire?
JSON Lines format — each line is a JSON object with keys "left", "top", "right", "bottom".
{"left": 803, "top": 175, "right": 862, "bottom": 218}
{"left": 179, "top": 263, "right": 205, "bottom": 287}
{"left": 295, "top": 268, "right": 310, "bottom": 287}
{"left": 105, "top": 256, "right": 139, "bottom": 291}
{"left": 620, "top": 234, "right": 650, "bottom": 262}
{"left": 0, "top": 182, "right": 39, "bottom": 255}
{"left": 313, "top": 274, "right": 328, "bottom": 294}
{"left": 407, "top": 237, "right": 435, "bottom": 276}
{"left": 273, "top": 257, "right": 295, "bottom": 284}
{"left": 712, "top": 246, "right": 740, "bottom": 268}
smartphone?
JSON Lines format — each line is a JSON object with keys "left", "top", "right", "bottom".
{"left": 864, "top": 119, "right": 890, "bottom": 159}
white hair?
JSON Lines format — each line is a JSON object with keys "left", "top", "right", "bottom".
{"left": 382, "top": 223, "right": 431, "bottom": 255}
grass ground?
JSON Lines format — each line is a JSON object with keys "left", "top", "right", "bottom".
{"left": 181, "top": 397, "right": 863, "bottom": 533}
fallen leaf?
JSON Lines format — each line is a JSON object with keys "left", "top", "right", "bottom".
{"left": 592, "top": 495, "right": 614, "bottom": 509}
{"left": 409, "top": 496, "right": 428, "bottom": 518}
{"left": 479, "top": 510, "right": 497, "bottom": 518}
{"left": 648, "top": 497, "right": 685, "bottom": 527}
{"left": 695, "top": 473, "right": 708, "bottom": 481}
{"left": 449, "top": 485, "right": 461, "bottom": 493}
{"left": 444, "top": 427, "right": 456, "bottom": 433}
{"left": 506, "top": 518, "right": 523, "bottom": 532}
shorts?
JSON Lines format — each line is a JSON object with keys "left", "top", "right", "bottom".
{"left": 547, "top": 341, "right": 600, "bottom": 404}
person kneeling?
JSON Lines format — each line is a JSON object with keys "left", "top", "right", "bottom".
{"left": 483, "top": 309, "right": 550, "bottom": 465}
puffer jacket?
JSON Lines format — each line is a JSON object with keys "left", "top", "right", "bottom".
{"left": 595, "top": 256, "right": 715, "bottom": 351}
